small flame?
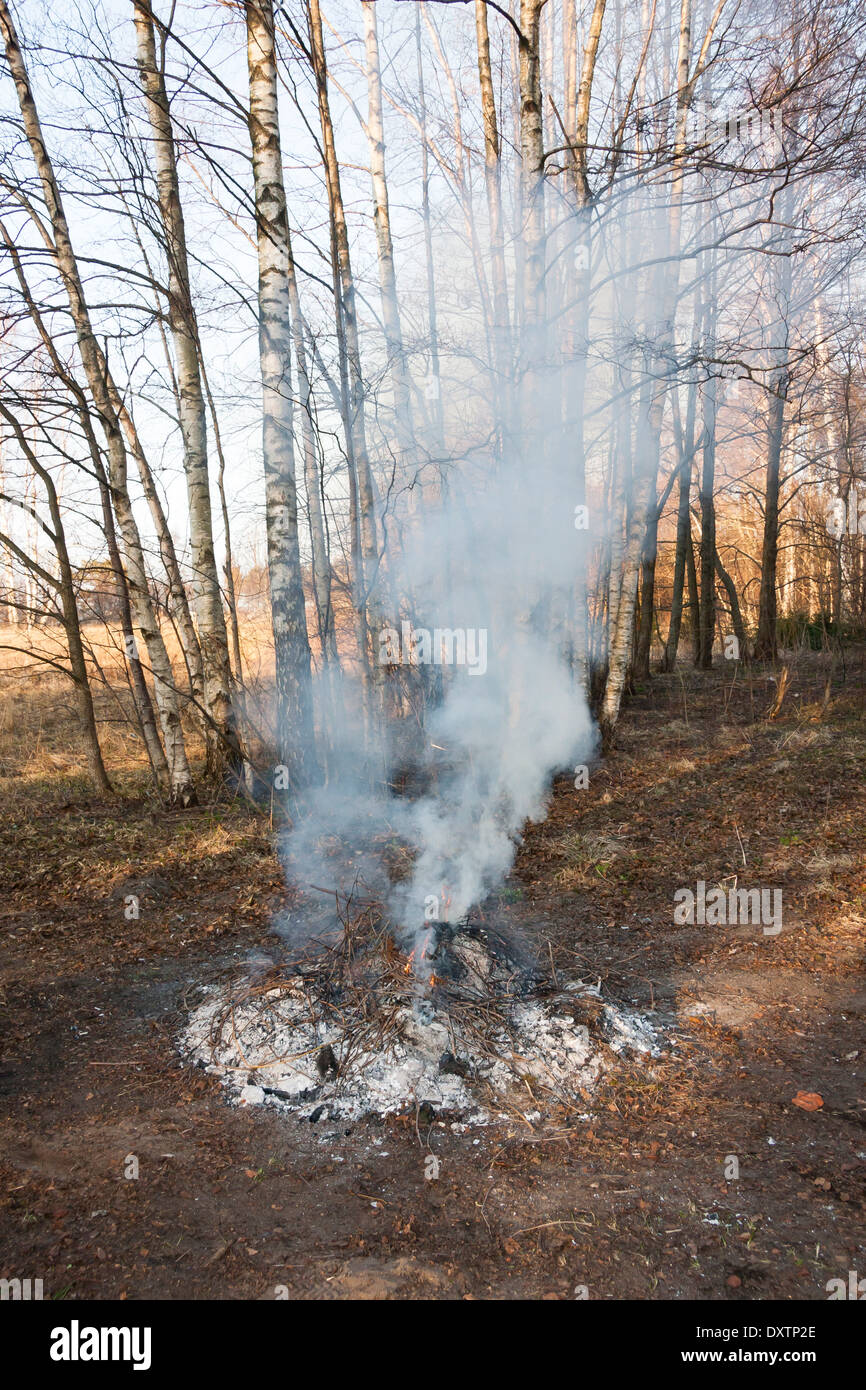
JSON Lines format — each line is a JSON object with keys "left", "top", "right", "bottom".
{"left": 404, "top": 926, "right": 436, "bottom": 981}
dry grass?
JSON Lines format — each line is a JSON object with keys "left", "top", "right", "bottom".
{"left": 0, "top": 613, "right": 285, "bottom": 792}
{"left": 551, "top": 831, "right": 622, "bottom": 889}
{"left": 0, "top": 594, "right": 372, "bottom": 796}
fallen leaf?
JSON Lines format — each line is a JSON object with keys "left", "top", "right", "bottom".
{"left": 792, "top": 1091, "right": 824, "bottom": 1111}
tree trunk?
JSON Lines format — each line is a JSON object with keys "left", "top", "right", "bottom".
{"left": 754, "top": 53, "right": 797, "bottom": 660}
{"left": 755, "top": 369, "right": 789, "bottom": 659}
{"left": 601, "top": 373, "right": 660, "bottom": 740}
{"left": 573, "top": 0, "right": 607, "bottom": 205}
{"left": 289, "top": 270, "right": 338, "bottom": 674}
{"left": 661, "top": 458, "right": 692, "bottom": 672}
{"left": 600, "top": 0, "right": 705, "bottom": 735}
{"left": 635, "top": 503, "right": 661, "bottom": 678}
{"left": 133, "top": 0, "right": 241, "bottom": 783}
{"left": 114, "top": 393, "right": 206, "bottom": 713}
{"left": 362, "top": 2, "right": 415, "bottom": 471}
{"left": 307, "top": 0, "right": 378, "bottom": 588}
{"left": 715, "top": 547, "right": 747, "bottom": 657}
{"left": 199, "top": 359, "right": 247, "bottom": 709}
{"left": 660, "top": 371, "right": 698, "bottom": 672}
{"left": 0, "top": 0, "right": 196, "bottom": 804}
{"left": 518, "top": 0, "right": 547, "bottom": 450}
{"left": 415, "top": 8, "right": 444, "bottom": 452}
{"left": 475, "top": 0, "right": 512, "bottom": 445}
{"left": 686, "top": 510, "right": 701, "bottom": 663}
{"left": 307, "top": 0, "right": 379, "bottom": 721}
{"left": 566, "top": 0, "right": 607, "bottom": 690}
{"left": 245, "top": 0, "right": 317, "bottom": 788}
{"left": 0, "top": 402, "right": 112, "bottom": 793}
{"left": 697, "top": 387, "right": 717, "bottom": 668}
{"left": 0, "top": 215, "right": 170, "bottom": 787}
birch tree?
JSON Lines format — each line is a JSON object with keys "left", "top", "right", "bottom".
{"left": 362, "top": 2, "right": 416, "bottom": 476}
{"left": 133, "top": 0, "right": 242, "bottom": 781}
{"left": 0, "top": 0, "right": 196, "bottom": 803}
{"left": 306, "top": 0, "right": 382, "bottom": 714}
{"left": 245, "top": 0, "right": 316, "bottom": 787}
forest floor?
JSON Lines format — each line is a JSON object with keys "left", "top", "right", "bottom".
{"left": 1, "top": 646, "right": 864, "bottom": 1300}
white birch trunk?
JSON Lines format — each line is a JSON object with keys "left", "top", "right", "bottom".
{"left": 245, "top": 0, "right": 316, "bottom": 787}
{"left": 133, "top": 0, "right": 241, "bottom": 782}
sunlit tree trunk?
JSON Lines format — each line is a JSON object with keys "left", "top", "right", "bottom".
{"left": 568, "top": 0, "right": 607, "bottom": 689}
{"left": 661, "top": 371, "right": 698, "bottom": 671}
{"left": 475, "top": 0, "right": 512, "bottom": 446}
{"left": 518, "top": 0, "right": 547, "bottom": 448}
{"left": 697, "top": 376, "right": 718, "bottom": 668}
{"left": 134, "top": 0, "right": 242, "bottom": 783}
{"left": 307, "top": 0, "right": 379, "bottom": 721}
{"left": 362, "top": 2, "right": 415, "bottom": 472}
{"left": 289, "top": 271, "right": 337, "bottom": 675}
{"left": 755, "top": 35, "right": 799, "bottom": 660}
{"left": 199, "top": 360, "right": 246, "bottom": 710}
{"left": 307, "top": 0, "right": 378, "bottom": 585}
{"left": 245, "top": 0, "right": 316, "bottom": 787}
{"left": 686, "top": 510, "right": 701, "bottom": 663}
{"left": 755, "top": 368, "right": 789, "bottom": 659}
{"left": 756, "top": 206, "right": 795, "bottom": 659}
{"left": 415, "top": 9, "right": 444, "bottom": 453}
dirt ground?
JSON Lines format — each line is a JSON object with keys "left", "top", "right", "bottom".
{"left": 1, "top": 651, "right": 864, "bottom": 1300}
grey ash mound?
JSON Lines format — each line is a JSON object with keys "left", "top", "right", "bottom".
{"left": 181, "top": 922, "right": 660, "bottom": 1127}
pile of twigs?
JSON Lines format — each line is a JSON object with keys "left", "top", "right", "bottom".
{"left": 205, "top": 887, "right": 557, "bottom": 1087}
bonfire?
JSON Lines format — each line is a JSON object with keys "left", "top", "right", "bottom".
{"left": 182, "top": 892, "right": 659, "bottom": 1130}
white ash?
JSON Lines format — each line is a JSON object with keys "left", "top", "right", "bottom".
{"left": 180, "top": 934, "right": 660, "bottom": 1126}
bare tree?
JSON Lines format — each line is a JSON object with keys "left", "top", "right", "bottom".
{"left": 0, "top": 399, "right": 111, "bottom": 792}
{"left": 133, "top": 0, "right": 242, "bottom": 781}
{"left": 0, "top": 0, "right": 196, "bottom": 803}
{"left": 245, "top": 0, "right": 316, "bottom": 787}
